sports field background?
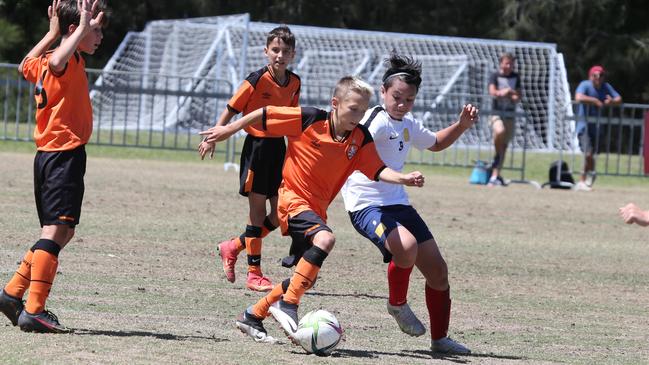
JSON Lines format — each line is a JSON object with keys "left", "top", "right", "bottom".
{"left": 1, "top": 141, "right": 648, "bottom": 364}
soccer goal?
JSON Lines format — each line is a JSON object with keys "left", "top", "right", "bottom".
{"left": 95, "top": 13, "right": 573, "bottom": 152}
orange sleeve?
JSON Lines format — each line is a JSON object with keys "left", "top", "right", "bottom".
{"left": 22, "top": 56, "right": 42, "bottom": 83}
{"left": 263, "top": 106, "right": 304, "bottom": 137}
{"left": 356, "top": 141, "right": 386, "bottom": 181}
{"left": 227, "top": 80, "right": 254, "bottom": 114}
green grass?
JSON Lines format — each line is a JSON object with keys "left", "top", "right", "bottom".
{"left": 1, "top": 146, "right": 649, "bottom": 364}
{"left": 3, "top": 138, "right": 647, "bottom": 189}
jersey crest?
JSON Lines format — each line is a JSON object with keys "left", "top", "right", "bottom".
{"left": 403, "top": 128, "right": 410, "bottom": 142}
{"left": 347, "top": 143, "right": 359, "bottom": 160}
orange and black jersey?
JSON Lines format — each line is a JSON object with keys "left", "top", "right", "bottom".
{"left": 228, "top": 66, "right": 301, "bottom": 137}
{"left": 261, "top": 106, "right": 386, "bottom": 234}
{"left": 22, "top": 51, "right": 93, "bottom": 152}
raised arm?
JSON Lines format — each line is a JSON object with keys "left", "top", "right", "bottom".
{"left": 429, "top": 104, "right": 479, "bottom": 152}
{"left": 18, "top": 0, "right": 61, "bottom": 74}
{"left": 199, "top": 108, "right": 264, "bottom": 144}
{"left": 49, "top": 0, "right": 104, "bottom": 74}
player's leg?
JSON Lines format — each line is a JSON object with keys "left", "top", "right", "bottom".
{"left": 349, "top": 205, "right": 424, "bottom": 336}
{"left": 244, "top": 192, "right": 273, "bottom": 291}
{"left": 415, "top": 239, "right": 470, "bottom": 354}
{"left": 17, "top": 148, "right": 85, "bottom": 333}
{"left": 269, "top": 212, "right": 332, "bottom": 338}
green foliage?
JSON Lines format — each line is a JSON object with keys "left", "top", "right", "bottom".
{"left": 0, "top": 17, "right": 23, "bottom": 62}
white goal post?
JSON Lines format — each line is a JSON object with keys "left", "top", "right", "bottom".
{"left": 94, "top": 13, "right": 573, "bottom": 151}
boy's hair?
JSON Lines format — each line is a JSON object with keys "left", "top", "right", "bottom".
{"left": 266, "top": 25, "right": 296, "bottom": 49}
{"left": 499, "top": 52, "right": 516, "bottom": 63}
{"left": 382, "top": 52, "right": 423, "bottom": 91}
{"left": 58, "top": 0, "right": 108, "bottom": 36}
{"left": 333, "top": 76, "right": 374, "bottom": 100}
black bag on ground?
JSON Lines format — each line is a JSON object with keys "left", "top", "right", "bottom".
{"left": 545, "top": 160, "right": 574, "bottom": 189}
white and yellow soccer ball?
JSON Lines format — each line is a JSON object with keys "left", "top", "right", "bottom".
{"left": 294, "top": 309, "right": 343, "bottom": 356}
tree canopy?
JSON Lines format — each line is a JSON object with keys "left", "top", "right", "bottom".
{"left": 1, "top": 0, "right": 648, "bottom": 102}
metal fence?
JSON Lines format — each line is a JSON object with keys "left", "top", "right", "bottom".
{"left": 2, "top": 63, "right": 648, "bottom": 179}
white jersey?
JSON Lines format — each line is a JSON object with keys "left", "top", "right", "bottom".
{"left": 341, "top": 105, "right": 437, "bottom": 212}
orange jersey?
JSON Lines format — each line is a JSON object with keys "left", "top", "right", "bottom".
{"left": 262, "top": 106, "right": 386, "bottom": 234}
{"left": 228, "top": 66, "right": 300, "bottom": 137}
{"left": 22, "top": 51, "right": 93, "bottom": 152}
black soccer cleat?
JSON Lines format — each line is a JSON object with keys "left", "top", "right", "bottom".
{"left": 18, "top": 309, "right": 72, "bottom": 333}
{"left": 235, "top": 307, "right": 276, "bottom": 343}
{"left": 0, "top": 290, "right": 24, "bottom": 326}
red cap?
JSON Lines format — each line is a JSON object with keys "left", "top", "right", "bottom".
{"left": 589, "top": 65, "right": 605, "bottom": 76}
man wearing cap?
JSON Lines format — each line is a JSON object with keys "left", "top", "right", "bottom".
{"left": 574, "top": 65, "right": 622, "bottom": 191}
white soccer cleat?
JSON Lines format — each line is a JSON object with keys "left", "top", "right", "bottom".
{"left": 387, "top": 302, "right": 426, "bottom": 337}
{"left": 431, "top": 336, "right": 471, "bottom": 354}
{"left": 573, "top": 181, "right": 592, "bottom": 192}
{"left": 269, "top": 300, "right": 300, "bottom": 345}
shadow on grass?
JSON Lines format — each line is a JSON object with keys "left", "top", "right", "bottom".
{"left": 407, "top": 349, "right": 526, "bottom": 363}
{"left": 73, "top": 327, "right": 228, "bottom": 342}
{"left": 305, "top": 291, "right": 388, "bottom": 300}
{"left": 334, "top": 348, "right": 526, "bottom": 362}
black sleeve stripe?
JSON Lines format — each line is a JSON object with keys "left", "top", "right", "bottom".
{"left": 262, "top": 107, "right": 267, "bottom": 130}
{"left": 363, "top": 106, "right": 384, "bottom": 130}
{"left": 226, "top": 104, "right": 240, "bottom": 114}
{"left": 301, "top": 107, "right": 328, "bottom": 131}
{"left": 373, "top": 165, "right": 387, "bottom": 181}
{"left": 357, "top": 123, "right": 375, "bottom": 147}
{"left": 245, "top": 67, "right": 267, "bottom": 88}
{"left": 288, "top": 69, "right": 301, "bottom": 82}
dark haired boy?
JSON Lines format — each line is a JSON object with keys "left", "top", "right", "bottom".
{"left": 0, "top": 0, "right": 106, "bottom": 333}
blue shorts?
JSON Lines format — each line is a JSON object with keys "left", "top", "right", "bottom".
{"left": 348, "top": 205, "right": 433, "bottom": 263}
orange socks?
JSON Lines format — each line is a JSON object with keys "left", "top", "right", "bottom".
{"left": 283, "top": 246, "right": 328, "bottom": 305}
{"left": 244, "top": 226, "right": 263, "bottom": 274}
{"left": 24, "top": 239, "right": 61, "bottom": 314}
{"left": 3, "top": 249, "right": 34, "bottom": 299}
{"left": 250, "top": 279, "right": 290, "bottom": 318}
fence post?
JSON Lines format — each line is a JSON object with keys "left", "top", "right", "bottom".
{"left": 644, "top": 111, "right": 649, "bottom": 175}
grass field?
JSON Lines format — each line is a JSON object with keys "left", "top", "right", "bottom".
{"left": 1, "top": 141, "right": 648, "bottom": 364}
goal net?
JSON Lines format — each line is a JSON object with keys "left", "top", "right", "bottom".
{"left": 95, "top": 13, "right": 573, "bottom": 151}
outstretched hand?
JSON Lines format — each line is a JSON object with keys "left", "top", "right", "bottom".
{"left": 199, "top": 125, "right": 233, "bottom": 145}
{"left": 458, "top": 104, "right": 479, "bottom": 128}
{"left": 402, "top": 171, "right": 425, "bottom": 187}
{"left": 78, "top": 0, "right": 104, "bottom": 31}
{"left": 48, "top": 0, "right": 61, "bottom": 37}
{"left": 619, "top": 203, "right": 649, "bottom": 227}
{"left": 198, "top": 140, "right": 215, "bottom": 160}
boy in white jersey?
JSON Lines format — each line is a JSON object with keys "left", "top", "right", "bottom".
{"left": 341, "top": 53, "right": 478, "bottom": 354}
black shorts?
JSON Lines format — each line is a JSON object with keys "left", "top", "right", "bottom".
{"left": 34, "top": 145, "right": 87, "bottom": 227}
{"left": 239, "top": 135, "right": 286, "bottom": 197}
{"left": 285, "top": 210, "right": 332, "bottom": 263}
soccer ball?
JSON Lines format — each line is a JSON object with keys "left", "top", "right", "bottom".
{"left": 294, "top": 309, "right": 343, "bottom": 356}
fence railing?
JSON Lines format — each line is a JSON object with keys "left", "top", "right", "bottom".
{"left": 2, "top": 63, "right": 648, "bottom": 179}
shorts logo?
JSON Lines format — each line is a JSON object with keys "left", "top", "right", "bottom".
{"left": 346, "top": 143, "right": 359, "bottom": 160}
{"left": 261, "top": 92, "right": 272, "bottom": 99}
{"left": 311, "top": 139, "right": 321, "bottom": 149}
{"left": 58, "top": 215, "right": 75, "bottom": 222}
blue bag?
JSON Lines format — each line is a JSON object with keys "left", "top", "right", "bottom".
{"left": 469, "top": 160, "right": 490, "bottom": 185}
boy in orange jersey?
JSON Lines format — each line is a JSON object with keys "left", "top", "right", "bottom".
{"left": 198, "top": 26, "right": 300, "bottom": 292}
{"left": 200, "top": 76, "right": 425, "bottom": 343}
{"left": 0, "top": 0, "right": 106, "bottom": 333}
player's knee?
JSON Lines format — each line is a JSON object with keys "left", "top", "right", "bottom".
{"left": 313, "top": 231, "right": 335, "bottom": 252}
